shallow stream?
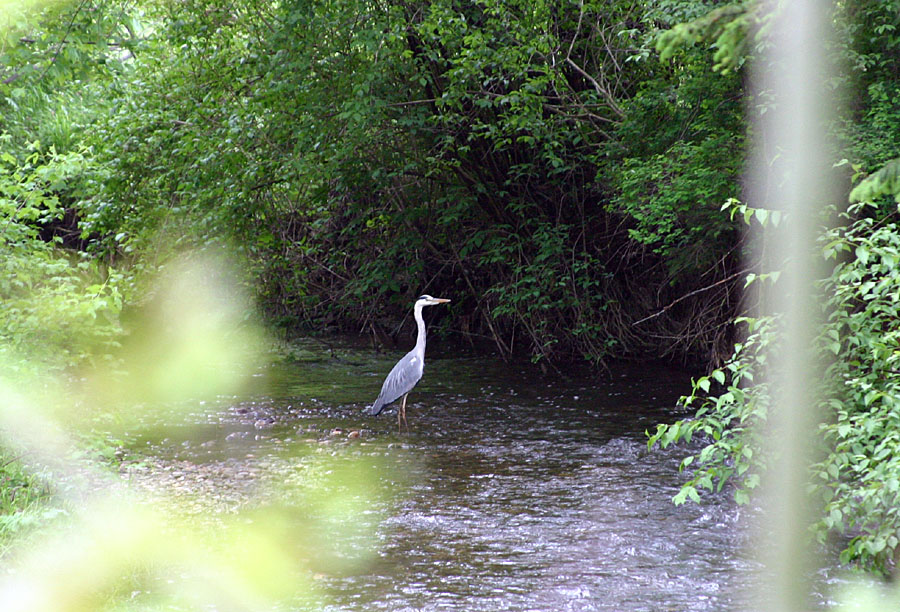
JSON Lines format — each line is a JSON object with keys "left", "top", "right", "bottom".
{"left": 124, "top": 338, "right": 806, "bottom": 611}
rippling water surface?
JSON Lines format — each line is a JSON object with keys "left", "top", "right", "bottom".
{"left": 135, "top": 338, "right": 769, "bottom": 611}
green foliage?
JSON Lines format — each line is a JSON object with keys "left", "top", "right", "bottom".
{"left": 22, "top": 0, "right": 755, "bottom": 366}
{"left": 655, "top": 1, "right": 760, "bottom": 74}
{"left": 0, "top": 0, "right": 141, "bottom": 89}
{"left": 615, "top": 135, "right": 741, "bottom": 272}
{"left": 849, "top": 157, "right": 900, "bottom": 204}
{"left": 77, "top": 0, "right": 748, "bottom": 362}
{"left": 484, "top": 221, "right": 615, "bottom": 363}
{"left": 647, "top": 2, "right": 900, "bottom": 573}
{"left": 832, "top": 1, "right": 900, "bottom": 210}
{"left": 0, "top": 0, "right": 143, "bottom": 164}
{"left": 0, "top": 139, "right": 123, "bottom": 375}
{"left": 3, "top": 0, "right": 895, "bottom": 370}
{"left": 605, "top": 6, "right": 745, "bottom": 290}
{"left": 0, "top": 453, "right": 57, "bottom": 550}
{"left": 652, "top": 198, "right": 900, "bottom": 573}
{"left": 648, "top": 314, "right": 771, "bottom": 506}
{"left": 834, "top": 0, "right": 900, "bottom": 91}
{"left": 647, "top": 7, "right": 900, "bottom": 570}
{"left": 812, "top": 202, "right": 900, "bottom": 571}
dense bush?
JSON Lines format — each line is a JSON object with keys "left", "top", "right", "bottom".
{"left": 57, "top": 0, "right": 747, "bottom": 365}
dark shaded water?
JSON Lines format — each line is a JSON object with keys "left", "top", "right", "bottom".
{"left": 132, "top": 339, "right": 768, "bottom": 610}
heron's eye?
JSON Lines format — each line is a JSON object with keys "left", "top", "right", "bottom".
{"left": 418, "top": 295, "right": 430, "bottom": 300}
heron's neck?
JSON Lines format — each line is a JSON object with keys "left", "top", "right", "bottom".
{"left": 413, "top": 304, "right": 427, "bottom": 353}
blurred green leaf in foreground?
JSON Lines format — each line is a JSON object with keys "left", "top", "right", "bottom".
{"left": 0, "top": 252, "right": 384, "bottom": 611}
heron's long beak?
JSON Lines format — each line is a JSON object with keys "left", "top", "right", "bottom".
{"left": 433, "top": 298, "right": 451, "bottom": 303}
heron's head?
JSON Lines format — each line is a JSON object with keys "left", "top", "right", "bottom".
{"left": 416, "top": 294, "right": 451, "bottom": 307}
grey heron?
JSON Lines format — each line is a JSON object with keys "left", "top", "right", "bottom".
{"left": 366, "top": 294, "right": 451, "bottom": 430}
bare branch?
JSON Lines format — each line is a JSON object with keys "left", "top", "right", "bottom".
{"left": 632, "top": 270, "right": 746, "bottom": 326}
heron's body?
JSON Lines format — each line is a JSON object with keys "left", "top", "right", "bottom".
{"left": 368, "top": 347, "right": 424, "bottom": 416}
{"left": 367, "top": 295, "right": 450, "bottom": 429}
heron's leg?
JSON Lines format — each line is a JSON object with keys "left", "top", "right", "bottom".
{"left": 400, "top": 394, "right": 409, "bottom": 433}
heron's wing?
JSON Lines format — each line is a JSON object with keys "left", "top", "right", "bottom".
{"left": 367, "top": 350, "right": 424, "bottom": 415}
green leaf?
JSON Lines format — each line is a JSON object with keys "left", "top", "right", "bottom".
{"left": 849, "top": 157, "right": 900, "bottom": 203}
{"left": 673, "top": 485, "right": 700, "bottom": 506}
{"left": 754, "top": 208, "right": 768, "bottom": 226}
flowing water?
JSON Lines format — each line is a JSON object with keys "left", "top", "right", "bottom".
{"left": 125, "top": 338, "right": 819, "bottom": 611}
